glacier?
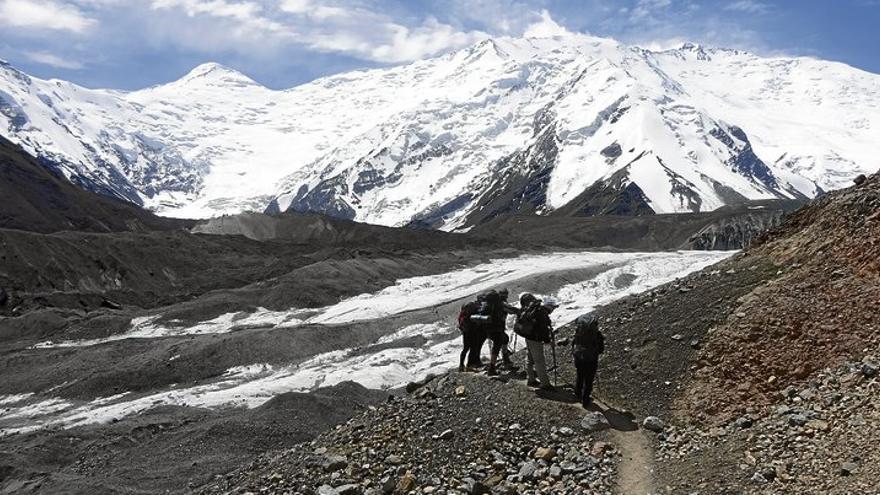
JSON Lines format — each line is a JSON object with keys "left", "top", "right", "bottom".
{"left": 0, "top": 249, "right": 730, "bottom": 435}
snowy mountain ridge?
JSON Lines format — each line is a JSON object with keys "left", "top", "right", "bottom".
{"left": 0, "top": 34, "right": 877, "bottom": 228}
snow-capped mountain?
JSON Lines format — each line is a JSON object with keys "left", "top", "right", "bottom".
{"left": 0, "top": 34, "right": 877, "bottom": 228}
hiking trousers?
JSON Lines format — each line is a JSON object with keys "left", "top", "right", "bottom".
{"left": 488, "top": 329, "right": 511, "bottom": 359}
{"left": 574, "top": 355, "right": 599, "bottom": 406}
{"left": 462, "top": 327, "right": 486, "bottom": 368}
{"left": 525, "top": 339, "right": 551, "bottom": 386}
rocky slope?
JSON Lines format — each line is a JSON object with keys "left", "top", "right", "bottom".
{"left": 1, "top": 36, "right": 877, "bottom": 226}
{"left": 473, "top": 199, "right": 802, "bottom": 250}
{"left": 0, "top": 136, "right": 185, "bottom": 233}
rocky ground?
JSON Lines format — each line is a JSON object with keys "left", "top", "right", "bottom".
{"left": 0, "top": 382, "right": 387, "bottom": 494}
{"left": 198, "top": 371, "right": 628, "bottom": 495}
{"left": 654, "top": 355, "right": 879, "bottom": 494}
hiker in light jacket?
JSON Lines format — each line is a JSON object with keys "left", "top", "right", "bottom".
{"left": 521, "top": 296, "right": 557, "bottom": 390}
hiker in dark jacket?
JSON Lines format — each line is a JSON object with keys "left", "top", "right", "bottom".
{"left": 522, "top": 297, "right": 557, "bottom": 390}
{"left": 464, "top": 289, "right": 501, "bottom": 370}
{"left": 458, "top": 309, "right": 482, "bottom": 372}
{"left": 571, "top": 313, "right": 605, "bottom": 408}
{"left": 486, "top": 288, "right": 519, "bottom": 375}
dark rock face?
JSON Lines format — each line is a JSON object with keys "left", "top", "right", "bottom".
{"left": 686, "top": 209, "right": 789, "bottom": 250}
{"left": 407, "top": 193, "right": 474, "bottom": 230}
{"left": 283, "top": 140, "right": 454, "bottom": 222}
{"left": 710, "top": 125, "right": 779, "bottom": 191}
{"left": 658, "top": 157, "right": 702, "bottom": 212}
{"left": 287, "top": 178, "right": 357, "bottom": 220}
{"left": 462, "top": 122, "right": 560, "bottom": 225}
{"left": 553, "top": 162, "right": 654, "bottom": 217}
{"left": 0, "top": 89, "right": 27, "bottom": 131}
{"left": 600, "top": 143, "right": 622, "bottom": 160}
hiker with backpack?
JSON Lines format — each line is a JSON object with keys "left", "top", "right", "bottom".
{"left": 571, "top": 313, "right": 605, "bottom": 408}
{"left": 456, "top": 288, "right": 520, "bottom": 373}
{"left": 514, "top": 293, "right": 557, "bottom": 390}
{"left": 485, "top": 288, "right": 519, "bottom": 376}
{"left": 458, "top": 297, "right": 485, "bottom": 372}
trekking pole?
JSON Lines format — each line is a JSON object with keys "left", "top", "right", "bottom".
{"left": 512, "top": 333, "right": 518, "bottom": 353}
{"left": 551, "top": 334, "right": 558, "bottom": 387}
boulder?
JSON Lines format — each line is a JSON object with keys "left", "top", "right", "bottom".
{"left": 580, "top": 412, "right": 611, "bottom": 432}
{"left": 642, "top": 416, "right": 665, "bottom": 433}
{"left": 321, "top": 454, "right": 348, "bottom": 472}
{"left": 534, "top": 447, "right": 556, "bottom": 461}
{"left": 518, "top": 461, "right": 538, "bottom": 480}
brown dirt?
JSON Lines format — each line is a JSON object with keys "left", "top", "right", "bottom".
{"left": 682, "top": 172, "right": 880, "bottom": 422}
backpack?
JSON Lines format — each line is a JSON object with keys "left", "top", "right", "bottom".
{"left": 457, "top": 300, "right": 482, "bottom": 332}
{"left": 514, "top": 301, "right": 541, "bottom": 338}
{"left": 572, "top": 314, "right": 604, "bottom": 359}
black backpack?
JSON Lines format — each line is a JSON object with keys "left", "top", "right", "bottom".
{"left": 514, "top": 301, "right": 541, "bottom": 338}
{"left": 572, "top": 314, "right": 604, "bottom": 359}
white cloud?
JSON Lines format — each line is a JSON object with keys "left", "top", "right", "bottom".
{"left": 523, "top": 9, "right": 573, "bottom": 38}
{"left": 367, "top": 17, "right": 488, "bottom": 63}
{"left": 276, "top": 1, "right": 490, "bottom": 63}
{"left": 637, "top": 37, "right": 688, "bottom": 51}
{"left": 724, "top": 0, "right": 770, "bottom": 14}
{"left": 0, "top": 0, "right": 96, "bottom": 33}
{"left": 632, "top": 0, "right": 672, "bottom": 19}
{"left": 24, "top": 50, "right": 84, "bottom": 68}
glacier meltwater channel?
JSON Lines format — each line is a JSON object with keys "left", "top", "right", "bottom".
{"left": 1, "top": 250, "right": 732, "bottom": 435}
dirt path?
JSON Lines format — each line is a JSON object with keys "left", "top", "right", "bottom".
{"left": 606, "top": 420, "right": 655, "bottom": 495}
{"left": 499, "top": 369, "right": 656, "bottom": 495}
{"left": 568, "top": 396, "right": 656, "bottom": 495}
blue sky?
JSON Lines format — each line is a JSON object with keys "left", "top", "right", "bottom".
{"left": 1, "top": 0, "right": 878, "bottom": 90}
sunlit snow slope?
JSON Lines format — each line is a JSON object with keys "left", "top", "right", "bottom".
{"left": 0, "top": 35, "right": 877, "bottom": 225}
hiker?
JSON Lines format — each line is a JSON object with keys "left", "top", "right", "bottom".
{"left": 485, "top": 288, "right": 519, "bottom": 375}
{"left": 457, "top": 289, "right": 500, "bottom": 371}
{"left": 515, "top": 294, "right": 557, "bottom": 390}
{"left": 571, "top": 313, "right": 605, "bottom": 408}
{"left": 457, "top": 297, "right": 485, "bottom": 372}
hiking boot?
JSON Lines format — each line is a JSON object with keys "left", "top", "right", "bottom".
{"left": 458, "top": 364, "right": 465, "bottom": 372}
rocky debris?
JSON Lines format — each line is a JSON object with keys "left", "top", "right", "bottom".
{"left": 653, "top": 355, "right": 880, "bottom": 494}
{"left": 642, "top": 416, "right": 665, "bottom": 433}
{"left": 198, "top": 373, "right": 619, "bottom": 494}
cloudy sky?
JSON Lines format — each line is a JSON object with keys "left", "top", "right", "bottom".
{"left": 1, "top": 0, "right": 878, "bottom": 89}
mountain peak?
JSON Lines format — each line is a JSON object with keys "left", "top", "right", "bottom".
{"left": 178, "top": 62, "right": 260, "bottom": 87}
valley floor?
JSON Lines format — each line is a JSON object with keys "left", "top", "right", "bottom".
{"left": 0, "top": 249, "right": 727, "bottom": 493}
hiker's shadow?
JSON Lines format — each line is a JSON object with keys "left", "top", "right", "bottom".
{"left": 534, "top": 387, "right": 579, "bottom": 404}
{"left": 532, "top": 384, "right": 639, "bottom": 433}
{"left": 588, "top": 402, "right": 638, "bottom": 432}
